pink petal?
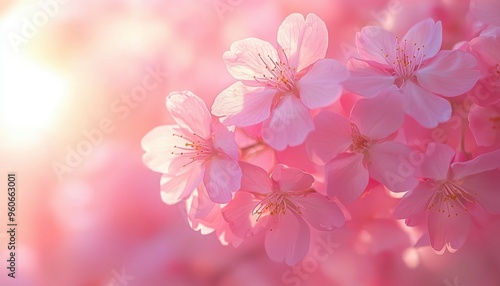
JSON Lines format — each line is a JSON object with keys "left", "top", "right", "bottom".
{"left": 160, "top": 164, "right": 204, "bottom": 205}
{"left": 271, "top": 164, "right": 314, "bottom": 193}
{"left": 222, "top": 191, "right": 268, "bottom": 238}
{"left": 305, "top": 111, "right": 352, "bottom": 164}
{"left": 297, "top": 59, "right": 349, "bottom": 109}
{"left": 402, "top": 19, "right": 442, "bottom": 60}
{"left": 451, "top": 149, "right": 500, "bottom": 178}
{"left": 277, "top": 13, "right": 328, "bottom": 72}
{"left": 264, "top": 211, "right": 310, "bottom": 265}
{"left": 261, "top": 95, "right": 314, "bottom": 151}
{"left": 223, "top": 38, "right": 279, "bottom": 81}
{"left": 240, "top": 162, "right": 272, "bottom": 195}
{"left": 368, "top": 141, "right": 419, "bottom": 192}
{"left": 141, "top": 125, "right": 189, "bottom": 173}
{"left": 459, "top": 170, "right": 500, "bottom": 214}
{"left": 203, "top": 156, "right": 242, "bottom": 203}
{"left": 212, "top": 122, "right": 239, "bottom": 161}
{"left": 356, "top": 25, "right": 398, "bottom": 65}
{"left": 216, "top": 225, "right": 244, "bottom": 247}
{"left": 416, "top": 50, "right": 480, "bottom": 97}
{"left": 350, "top": 89, "right": 404, "bottom": 139}
{"left": 468, "top": 103, "right": 500, "bottom": 147}
{"left": 294, "top": 193, "right": 345, "bottom": 230}
{"left": 211, "top": 81, "right": 276, "bottom": 126}
{"left": 343, "top": 58, "right": 395, "bottom": 97}
{"left": 393, "top": 182, "right": 435, "bottom": 220}
{"left": 428, "top": 200, "right": 471, "bottom": 254}
{"left": 188, "top": 187, "right": 216, "bottom": 222}
{"left": 186, "top": 187, "right": 220, "bottom": 235}
{"left": 325, "top": 152, "right": 369, "bottom": 203}
{"left": 401, "top": 81, "right": 452, "bottom": 128}
{"left": 470, "top": 0, "right": 500, "bottom": 25}
{"left": 415, "top": 143, "right": 454, "bottom": 180}
{"left": 470, "top": 34, "right": 500, "bottom": 66}
{"left": 167, "top": 91, "right": 212, "bottom": 138}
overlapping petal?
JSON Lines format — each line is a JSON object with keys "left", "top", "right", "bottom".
{"left": 212, "top": 81, "right": 276, "bottom": 126}
{"left": 261, "top": 95, "right": 314, "bottom": 150}
{"left": 297, "top": 59, "right": 349, "bottom": 109}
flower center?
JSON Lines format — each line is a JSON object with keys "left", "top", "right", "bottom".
{"left": 486, "top": 63, "right": 500, "bottom": 89}
{"left": 349, "top": 123, "right": 372, "bottom": 153}
{"left": 253, "top": 49, "right": 296, "bottom": 92}
{"left": 381, "top": 38, "right": 427, "bottom": 88}
{"left": 490, "top": 116, "right": 500, "bottom": 130}
{"left": 253, "top": 194, "right": 287, "bottom": 218}
{"left": 252, "top": 192, "right": 303, "bottom": 231}
{"left": 427, "top": 181, "right": 477, "bottom": 217}
{"left": 171, "top": 132, "right": 214, "bottom": 167}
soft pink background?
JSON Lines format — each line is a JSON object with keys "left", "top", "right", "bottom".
{"left": 1, "top": 0, "right": 498, "bottom": 285}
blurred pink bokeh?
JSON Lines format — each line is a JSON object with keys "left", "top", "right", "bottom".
{"left": 0, "top": 0, "right": 499, "bottom": 285}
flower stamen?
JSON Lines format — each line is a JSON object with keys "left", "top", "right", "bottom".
{"left": 171, "top": 132, "right": 214, "bottom": 167}
{"left": 253, "top": 50, "right": 296, "bottom": 92}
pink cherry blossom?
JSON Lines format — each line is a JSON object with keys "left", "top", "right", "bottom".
{"left": 470, "top": 0, "right": 500, "bottom": 27}
{"left": 222, "top": 162, "right": 346, "bottom": 265}
{"left": 469, "top": 101, "right": 500, "bottom": 147}
{"left": 394, "top": 143, "right": 500, "bottom": 253}
{"left": 141, "top": 90, "right": 242, "bottom": 204}
{"left": 344, "top": 18, "right": 480, "bottom": 128}
{"left": 306, "top": 90, "right": 418, "bottom": 203}
{"left": 211, "top": 13, "right": 349, "bottom": 150}
{"left": 466, "top": 27, "right": 500, "bottom": 106}
{"left": 185, "top": 185, "right": 243, "bottom": 247}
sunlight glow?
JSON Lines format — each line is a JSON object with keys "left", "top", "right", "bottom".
{"left": 1, "top": 54, "right": 67, "bottom": 144}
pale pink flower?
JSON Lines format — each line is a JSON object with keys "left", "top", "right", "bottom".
{"left": 211, "top": 13, "right": 349, "bottom": 150}
{"left": 469, "top": 101, "right": 500, "bottom": 147}
{"left": 344, "top": 19, "right": 480, "bottom": 128}
{"left": 470, "top": 0, "right": 500, "bottom": 27}
{"left": 222, "top": 163, "right": 346, "bottom": 265}
{"left": 185, "top": 185, "right": 243, "bottom": 247}
{"left": 394, "top": 143, "right": 500, "bottom": 253}
{"left": 466, "top": 27, "right": 500, "bottom": 106}
{"left": 306, "top": 90, "right": 418, "bottom": 203}
{"left": 141, "top": 91, "right": 242, "bottom": 204}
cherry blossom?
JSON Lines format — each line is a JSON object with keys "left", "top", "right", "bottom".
{"left": 306, "top": 90, "right": 418, "bottom": 203}
{"left": 141, "top": 91, "right": 242, "bottom": 204}
{"left": 466, "top": 27, "right": 500, "bottom": 106}
{"left": 185, "top": 185, "right": 243, "bottom": 247}
{"left": 470, "top": 0, "right": 500, "bottom": 27}
{"left": 344, "top": 18, "right": 480, "bottom": 128}
{"left": 469, "top": 101, "right": 500, "bottom": 148}
{"left": 394, "top": 143, "right": 500, "bottom": 253}
{"left": 223, "top": 163, "right": 346, "bottom": 265}
{"left": 211, "top": 13, "right": 349, "bottom": 150}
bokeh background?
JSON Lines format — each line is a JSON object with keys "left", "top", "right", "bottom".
{"left": 1, "top": 0, "right": 499, "bottom": 285}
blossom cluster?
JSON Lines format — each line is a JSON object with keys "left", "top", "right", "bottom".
{"left": 142, "top": 1, "right": 500, "bottom": 265}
